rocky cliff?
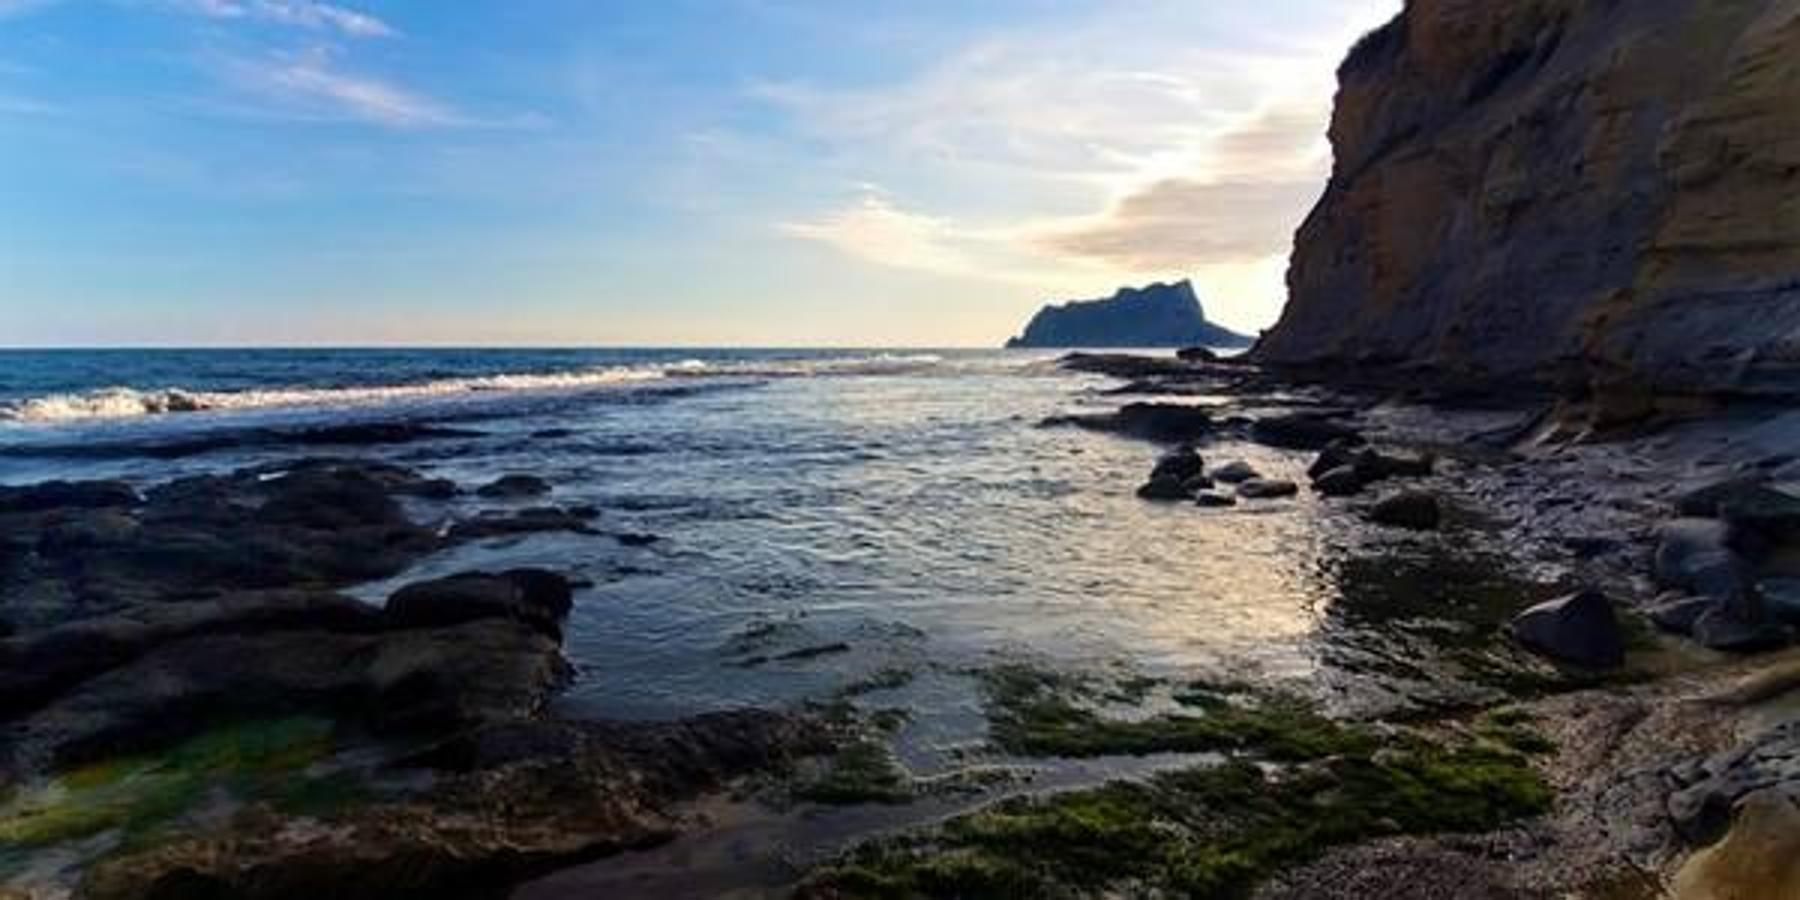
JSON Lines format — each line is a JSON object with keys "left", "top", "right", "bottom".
{"left": 1008, "top": 280, "right": 1252, "bottom": 349}
{"left": 1260, "top": 0, "right": 1800, "bottom": 401}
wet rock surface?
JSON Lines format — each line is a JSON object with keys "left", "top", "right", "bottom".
{"left": 0, "top": 458, "right": 831, "bottom": 900}
{"left": 1510, "top": 590, "right": 1624, "bottom": 670}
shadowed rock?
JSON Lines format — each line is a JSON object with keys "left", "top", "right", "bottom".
{"left": 1510, "top": 590, "right": 1624, "bottom": 669}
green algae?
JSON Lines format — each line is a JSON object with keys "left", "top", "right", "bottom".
{"left": 807, "top": 739, "right": 1550, "bottom": 899}
{"left": 1477, "top": 708, "right": 1556, "bottom": 756}
{"left": 802, "top": 664, "right": 1555, "bottom": 896}
{"left": 795, "top": 739, "right": 914, "bottom": 806}
{"left": 979, "top": 665, "right": 1375, "bottom": 761}
{"left": 0, "top": 717, "right": 341, "bottom": 849}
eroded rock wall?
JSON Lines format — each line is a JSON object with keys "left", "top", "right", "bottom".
{"left": 1260, "top": 0, "right": 1800, "bottom": 397}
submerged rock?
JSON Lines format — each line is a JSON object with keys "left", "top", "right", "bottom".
{"left": 449, "top": 506, "right": 599, "bottom": 540}
{"left": 1044, "top": 403, "right": 1216, "bottom": 443}
{"left": 478, "top": 474, "right": 553, "bottom": 499}
{"left": 1510, "top": 590, "right": 1624, "bottom": 669}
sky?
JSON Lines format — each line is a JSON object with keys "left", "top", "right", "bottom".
{"left": 0, "top": 0, "right": 1400, "bottom": 347}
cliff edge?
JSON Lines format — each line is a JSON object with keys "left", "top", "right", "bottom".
{"left": 1260, "top": 0, "right": 1800, "bottom": 401}
{"left": 1008, "top": 280, "right": 1252, "bottom": 349}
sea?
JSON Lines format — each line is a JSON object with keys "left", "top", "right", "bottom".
{"left": 0, "top": 347, "right": 1510, "bottom": 770}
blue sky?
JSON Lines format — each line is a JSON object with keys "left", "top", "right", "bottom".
{"left": 0, "top": 0, "right": 1399, "bottom": 346}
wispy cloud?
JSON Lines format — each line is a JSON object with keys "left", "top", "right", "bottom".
{"left": 761, "top": 1, "right": 1399, "bottom": 325}
{"left": 175, "top": 0, "right": 393, "bottom": 38}
{"left": 1033, "top": 104, "right": 1332, "bottom": 269}
{"left": 222, "top": 48, "right": 462, "bottom": 127}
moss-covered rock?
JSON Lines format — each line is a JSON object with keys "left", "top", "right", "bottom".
{"left": 803, "top": 737, "right": 1550, "bottom": 899}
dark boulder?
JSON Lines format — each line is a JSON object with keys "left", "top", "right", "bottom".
{"left": 1511, "top": 590, "right": 1625, "bottom": 669}
{"left": 1209, "top": 461, "right": 1260, "bottom": 484}
{"left": 1137, "top": 477, "right": 1195, "bottom": 502}
{"left": 1176, "top": 346, "right": 1220, "bottom": 363}
{"left": 1367, "top": 491, "right": 1442, "bottom": 530}
{"left": 1149, "top": 447, "right": 1205, "bottom": 483}
{"left": 1313, "top": 466, "right": 1367, "bottom": 497}
{"left": 386, "top": 570, "right": 575, "bottom": 641}
{"left": 1250, "top": 413, "right": 1362, "bottom": 451}
{"left": 1308, "top": 439, "right": 1363, "bottom": 479}
{"left": 1195, "top": 491, "right": 1238, "bottom": 508}
{"left": 1237, "top": 478, "right": 1300, "bottom": 500}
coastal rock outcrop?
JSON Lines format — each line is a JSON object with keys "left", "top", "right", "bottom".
{"left": 1260, "top": 0, "right": 1800, "bottom": 401}
{"left": 1008, "top": 280, "right": 1252, "bottom": 349}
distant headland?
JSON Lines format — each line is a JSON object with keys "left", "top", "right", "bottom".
{"left": 1006, "top": 280, "right": 1253, "bottom": 349}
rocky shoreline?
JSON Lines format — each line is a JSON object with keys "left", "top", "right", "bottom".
{"left": 4, "top": 354, "right": 1799, "bottom": 899}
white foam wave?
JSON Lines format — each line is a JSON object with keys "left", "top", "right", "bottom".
{"left": 0, "top": 354, "right": 965, "bottom": 424}
{"left": 0, "top": 366, "right": 665, "bottom": 424}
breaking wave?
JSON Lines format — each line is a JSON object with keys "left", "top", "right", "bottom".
{"left": 0, "top": 354, "right": 962, "bottom": 424}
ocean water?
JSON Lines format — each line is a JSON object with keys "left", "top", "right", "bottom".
{"left": 0, "top": 348, "right": 1502, "bottom": 769}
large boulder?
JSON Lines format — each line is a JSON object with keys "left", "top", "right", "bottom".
{"left": 1510, "top": 590, "right": 1625, "bottom": 669}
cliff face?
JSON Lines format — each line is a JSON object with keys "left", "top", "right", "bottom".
{"left": 1007, "top": 280, "right": 1252, "bottom": 349}
{"left": 1260, "top": 0, "right": 1800, "bottom": 398}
